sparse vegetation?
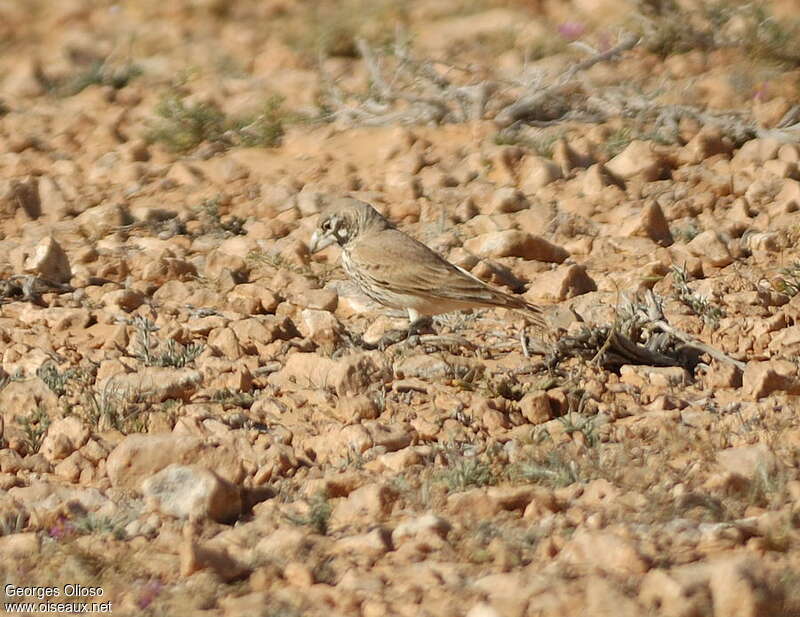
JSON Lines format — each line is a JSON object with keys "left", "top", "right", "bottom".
{"left": 671, "top": 264, "right": 725, "bottom": 328}
{"left": 5, "top": 1, "right": 800, "bottom": 615}
{"left": 671, "top": 220, "right": 701, "bottom": 243}
{"left": 775, "top": 261, "right": 800, "bottom": 297}
{"left": 286, "top": 493, "right": 332, "bottom": 535}
{"left": 283, "top": 0, "right": 408, "bottom": 59}
{"left": 438, "top": 456, "right": 496, "bottom": 492}
{"left": 37, "top": 363, "right": 79, "bottom": 397}
{"left": 148, "top": 92, "right": 295, "bottom": 153}
{"left": 57, "top": 59, "right": 142, "bottom": 97}
{"left": 512, "top": 449, "right": 581, "bottom": 487}
{"left": 16, "top": 406, "right": 51, "bottom": 453}
{"left": 133, "top": 316, "right": 204, "bottom": 368}
{"left": 195, "top": 198, "right": 247, "bottom": 237}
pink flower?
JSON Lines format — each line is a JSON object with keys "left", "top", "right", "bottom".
{"left": 137, "top": 580, "right": 164, "bottom": 610}
{"left": 558, "top": 22, "right": 586, "bottom": 40}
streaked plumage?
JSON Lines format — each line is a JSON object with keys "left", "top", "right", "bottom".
{"left": 309, "top": 197, "right": 548, "bottom": 331}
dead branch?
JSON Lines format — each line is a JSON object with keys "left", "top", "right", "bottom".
{"left": 493, "top": 33, "right": 640, "bottom": 128}
{"left": 543, "top": 290, "right": 743, "bottom": 372}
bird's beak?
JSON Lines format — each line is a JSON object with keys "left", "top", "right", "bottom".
{"left": 309, "top": 229, "right": 335, "bottom": 254}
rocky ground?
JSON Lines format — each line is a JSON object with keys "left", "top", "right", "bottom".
{"left": 2, "top": 0, "right": 800, "bottom": 615}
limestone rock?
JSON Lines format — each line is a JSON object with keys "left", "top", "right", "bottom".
{"left": 525, "top": 264, "right": 596, "bottom": 301}
{"left": 464, "top": 230, "right": 568, "bottom": 263}
{"left": 24, "top": 236, "right": 71, "bottom": 284}
{"left": 743, "top": 360, "right": 800, "bottom": 399}
{"left": 106, "top": 434, "right": 244, "bottom": 489}
{"left": 143, "top": 464, "right": 241, "bottom": 523}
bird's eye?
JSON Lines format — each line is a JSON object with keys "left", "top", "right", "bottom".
{"left": 321, "top": 219, "right": 331, "bottom": 231}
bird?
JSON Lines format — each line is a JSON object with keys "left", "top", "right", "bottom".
{"left": 308, "top": 197, "right": 549, "bottom": 336}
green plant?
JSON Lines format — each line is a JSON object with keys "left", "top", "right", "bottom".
{"left": 56, "top": 59, "right": 142, "bottom": 97}
{"left": 210, "top": 389, "right": 254, "bottom": 408}
{"left": 72, "top": 513, "right": 128, "bottom": 540}
{"left": 557, "top": 413, "right": 598, "bottom": 447}
{"left": 229, "top": 95, "right": 287, "bottom": 148}
{"left": 438, "top": 457, "right": 495, "bottom": 492}
{"left": 671, "top": 264, "right": 724, "bottom": 328}
{"left": 147, "top": 93, "right": 226, "bottom": 152}
{"left": 196, "top": 198, "right": 247, "bottom": 237}
{"left": 671, "top": 220, "right": 701, "bottom": 243}
{"left": 37, "top": 364, "right": 79, "bottom": 397}
{"left": 604, "top": 126, "right": 634, "bottom": 158}
{"left": 776, "top": 261, "right": 800, "bottom": 297}
{"left": 513, "top": 449, "right": 580, "bottom": 487}
{"left": 133, "top": 316, "right": 203, "bottom": 368}
{"left": 148, "top": 92, "right": 297, "bottom": 153}
{"left": 16, "top": 406, "right": 51, "bottom": 453}
{"left": 493, "top": 129, "right": 564, "bottom": 159}
{"left": 285, "top": 493, "right": 332, "bottom": 535}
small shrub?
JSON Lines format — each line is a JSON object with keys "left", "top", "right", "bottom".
{"left": 147, "top": 93, "right": 226, "bottom": 152}
{"left": 133, "top": 316, "right": 203, "bottom": 368}
{"left": 16, "top": 406, "right": 51, "bottom": 454}
{"left": 513, "top": 449, "right": 580, "bottom": 487}
{"left": 671, "top": 264, "right": 724, "bottom": 328}
{"left": 439, "top": 457, "right": 495, "bottom": 492}
{"left": 775, "top": 262, "right": 800, "bottom": 297}
{"left": 148, "top": 89, "right": 300, "bottom": 153}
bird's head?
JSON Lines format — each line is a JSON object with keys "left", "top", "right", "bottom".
{"left": 308, "top": 197, "right": 391, "bottom": 253}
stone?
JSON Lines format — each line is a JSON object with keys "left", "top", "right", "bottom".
{"left": 181, "top": 538, "right": 249, "bottom": 582}
{"left": 620, "top": 200, "right": 673, "bottom": 246}
{"left": 620, "top": 365, "right": 689, "bottom": 388}
{"left": 299, "top": 309, "right": 343, "bottom": 346}
{"left": 686, "top": 230, "right": 733, "bottom": 268}
{"left": 24, "top": 236, "right": 71, "bottom": 283}
{"left": 743, "top": 360, "right": 800, "bottom": 399}
{"left": 283, "top": 561, "right": 315, "bottom": 587}
{"left": 143, "top": 464, "right": 241, "bottom": 523}
{"left": 679, "top": 127, "right": 734, "bottom": 165}
{"left": 519, "top": 155, "right": 562, "bottom": 191}
{"left": 525, "top": 264, "right": 596, "bottom": 301}
{"left": 207, "top": 328, "right": 243, "bottom": 360}
{"left": 488, "top": 187, "right": 528, "bottom": 214}
{"left": 464, "top": 230, "right": 568, "bottom": 263}
{"left": 106, "top": 434, "right": 244, "bottom": 489}
{"left": 334, "top": 527, "right": 393, "bottom": 561}
{"left": 330, "top": 482, "right": 398, "bottom": 527}
{"left": 392, "top": 513, "right": 452, "bottom": 543}
{"left": 39, "top": 417, "right": 90, "bottom": 463}
{"left": 640, "top": 565, "right": 713, "bottom": 617}
{"left": 38, "top": 176, "right": 71, "bottom": 220}
{"left": 716, "top": 444, "right": 777, "bottom": 481}
{"left": 268, "top": 352, "right": 391, "bottom": 397}
{"left": 606, "top": 140, "right": 669, "bottom": 181}
{"left": 99, "top": 367, "right": 203, "bottom": 404}
{"left": 708, "top": 556, "right": 774, "bottom": 617}
{"left": 101, "top": 289, "right": 145, "bottom": 312}
{"left": 363, "top": 421, "right": 416, "bottom": 452}
{"left": 559, "top": 530, "right": 648, "bottom": 576}
{"left": 2, "top": 177, "right": 40, "bottom": 219}
{"left": 518, "top": 390, "right": 552, "bottom": 424}
{"left": 329, "top": 395, "right": 380, "bottom": 423}
{"left": 0, "top": 532, "right": 40, "bottom": 558}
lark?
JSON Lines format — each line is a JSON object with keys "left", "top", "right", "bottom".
{"left": 308, "top": 198, "right": 548, "bottom": 336}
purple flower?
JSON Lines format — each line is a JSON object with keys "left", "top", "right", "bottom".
{"left": 558, "top": 21, "right": 586, "bottom": 40}
{"left": 136, "top": 580, "right": 164, "bottom": 610}
{"left": 48, "top": 516, "right": 74, "bottom": 540}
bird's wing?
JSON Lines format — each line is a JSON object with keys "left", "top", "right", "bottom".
{"left": 349, "top": 229, "right": 523, "bottom": 306}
